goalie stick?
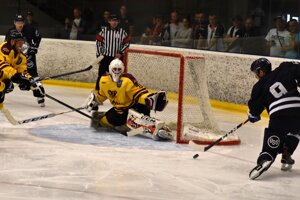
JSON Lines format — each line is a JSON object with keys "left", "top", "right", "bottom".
{"left": 36, "top": 55, "right": 103, "bottom": 81}
{"left": 2, "top": 107, "right": 85, "bottom": 125}
{"left": 193, "top": 119, "right": 249, "bottom": 159}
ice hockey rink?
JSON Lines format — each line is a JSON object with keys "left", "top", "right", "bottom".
{"left": 0, "top": 84, "right": 299, "bottom": 200}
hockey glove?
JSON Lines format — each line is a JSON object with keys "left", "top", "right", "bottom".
{"left": 31, "top": 81, "right": 45, "bottom": 97}
{"left": 145, "top": 90, "right": 168, "bottom": 112}
{"left": 11, "top": 73, "right": 32, "bottom": 91}
{"left": 83, "top": 91, "right": 103, "bottom": 112}
{"left": 3, "top": 79, "right": 14, "bottom": 93}
{"left": 248, "top": 112, "right": 261, "bottom": 123}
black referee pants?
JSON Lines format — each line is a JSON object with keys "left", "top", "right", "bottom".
{"left": 95, "top": 56, "right": 115, "bottom": 90}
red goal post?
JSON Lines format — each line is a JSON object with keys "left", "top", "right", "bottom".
{"left": 124, "top": 48, "right": 240, "bottom": 145}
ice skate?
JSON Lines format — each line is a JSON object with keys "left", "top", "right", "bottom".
{"left": 152, "top": 125, "right": 174, "bottom": 141}
{"left": 37, "top": 97, "right": 45, "bottom": 107}
{"left": 281, "top": 153, "right": 295, "bottom": 171}
{"left": 249, "top": 160, "right": 273, "bottom": 180}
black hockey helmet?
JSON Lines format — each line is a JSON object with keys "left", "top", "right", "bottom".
{"left": 14, "top": 14, "right": 25, "bottom": 22}
{"left": 8, "top": 30, "right": 24, "bottom": 41}
{"left": 251, "top": 58, "right": 272, "bottom": 75}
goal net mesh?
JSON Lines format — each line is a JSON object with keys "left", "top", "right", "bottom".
{"left": 124, "top": 48, "right": 240, "bottom": 145}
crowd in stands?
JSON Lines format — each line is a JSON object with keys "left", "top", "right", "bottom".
{"left": 63, "top": 5, "right": 300, "bottom": 59}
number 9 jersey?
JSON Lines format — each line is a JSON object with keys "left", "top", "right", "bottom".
{"left": 248, "top": 61, "right": 300, "bottom": 119}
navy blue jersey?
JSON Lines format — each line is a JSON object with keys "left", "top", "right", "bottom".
{"left": 6, "top": 24, "right": 41, "bottom": 48}
{"left": 248, "top": 62, "right": 300, "bottom": 118}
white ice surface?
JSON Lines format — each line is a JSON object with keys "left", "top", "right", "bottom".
{"left": 0, "top": 85, "right": 299, "bottom": 200}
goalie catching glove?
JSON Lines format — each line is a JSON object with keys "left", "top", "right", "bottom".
{"left": 83, "top": 90, "right": 103, "bottom": 112}
{"left": 145, "top": 90, "right": 168, "bottom": 112}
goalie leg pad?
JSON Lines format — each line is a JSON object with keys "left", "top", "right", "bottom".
{"left": 91, "top": 111, "right": 130, "bottom": 135}
{"left": 90, "top": 111, "right": 106, "bottom": 129}
{"left": 127, "top": 109, "right": 173, "bottom": 140}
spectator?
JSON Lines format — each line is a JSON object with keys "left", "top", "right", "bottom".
{"left": 151, "top": 15, "right": 164, "bottom": 45}
{"left": 284, "top": 19, "right": 300, "bottom": 59}
{"left": 201, "top": 14, "right": 225, "bottom": 51}
{"left": 161, "top": 11, "right": 182, "bottom": 47}
{"left": 173, "top": 17, "right": 193, "bottom": 48}
{"left": 64, "top": 7, "right": 87, "bottom": 40}
{"left": 82, "top": 7, "right": 94, "bottom": 32}
{"left": 26, "top": 11, "right": 38, "bottom": 28}
{"left": 240, "top": 17, "right": 263, "bottom": 55}
{"left": 265, "top": 15, "right": 290, "bottom": 57}
{"left": 224, "top": 15, "right": 244, "bottom": 53}
{"left": 97, "top": 10, "right": 110, "bottom": 33}
{"left": 192, "top": 12, "right": 208, "bottom": 49}
{"left": 119, "top": 5, "right": 134, "bottom": 37}
{"left": 140, "top": 27, "right": 152, "bottom": 45}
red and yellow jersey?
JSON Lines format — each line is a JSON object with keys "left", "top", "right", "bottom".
{"left": 96, "top": 73, "right": 153, "bottom": 112}
{"left": 0, "top": 42, "right": 30, "bottom": 81}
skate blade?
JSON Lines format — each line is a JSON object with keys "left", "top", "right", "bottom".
{"left": 249, "top": 161, "right": 272, "bottom": 180}
{"left": 281, "top": 163, "right": 293, "bottom": 171}
{"left": 39, "top": 103, "right": 45, "bottom": 107}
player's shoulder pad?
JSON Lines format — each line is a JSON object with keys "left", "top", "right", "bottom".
{"left": 277, "top": 61, "right": 300, "bottom": 71}
{"left": 122, "top": 73, "right": 138, "bottom": 84}
{"left": 1, "top": 43, "right": 11, "bottom": 55}
{"left": 100, "top": 73, "right": 111, "bottom": 82}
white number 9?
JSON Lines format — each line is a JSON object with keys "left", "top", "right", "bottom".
{"left": 269, "top": 82, "right": 287, "bottom": 98}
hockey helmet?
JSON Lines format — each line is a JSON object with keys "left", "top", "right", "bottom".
{"left": 109, "top": 58, "right": 124, "bottom": 82}
{"left": 251, "top": 58, "right": 272, "bottom": 75}
{"left": 8, "top": 30, "right": 24, "bottom": 41}
{"left": 14, "top": 14, "right": 25, "bottom": 22}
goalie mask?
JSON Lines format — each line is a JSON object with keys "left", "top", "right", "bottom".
{"left": 109, "top": 58, "right": 124, "bottom": 82}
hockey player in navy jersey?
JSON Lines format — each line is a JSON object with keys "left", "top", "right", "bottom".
{"left": 248, "top": 58, "right": 300, "bottom": 180}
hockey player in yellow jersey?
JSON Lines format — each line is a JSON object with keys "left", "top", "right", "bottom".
{"left": 0, "top": 30, "right": 44, "bottom": 109}
{"left": 84, "top": 58, "right": 173, "bottom": 140}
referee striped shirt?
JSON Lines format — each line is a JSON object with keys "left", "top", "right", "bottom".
{"left": 96, "top": 27, "right": 130, "bottom": 57}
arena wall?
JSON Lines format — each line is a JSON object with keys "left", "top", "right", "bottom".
{"left": 0, "top": 36, "right": 295, "bottom": 104}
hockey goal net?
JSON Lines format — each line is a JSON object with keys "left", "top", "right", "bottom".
{"left": 124, "top": 48, "right": 240, "bottom": 145}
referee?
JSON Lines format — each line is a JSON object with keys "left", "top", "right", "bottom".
{"left": 95, "top": 14, "right": 130, "bottom": 90}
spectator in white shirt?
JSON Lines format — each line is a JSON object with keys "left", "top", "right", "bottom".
{"left": 161, "top": 11, "right": 182, "bottom": 46}
{"left": 173, "top": 17, "right": 193, "bottom": 48}
{"left": 64, "top": 7, "right": 87, "bottom": 40}
{"left": 265, "top": 16, "right": 290, "bottom": 57}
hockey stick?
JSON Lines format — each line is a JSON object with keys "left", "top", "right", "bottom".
{"left": 193, "top": 119, "right": 249, "bottom": 159}
{"left": 45, "top": 94, "right": 92, "bottom": 119}
{"left": 45, "top": 93, "right": 134, "bottom": 136}
{"left": 36, "top": 55, "right": 103, "bottom": 81}
{"left": 2, "top": 107, "right": 84, "bottom": 125}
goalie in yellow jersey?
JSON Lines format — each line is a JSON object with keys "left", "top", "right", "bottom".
{"left": 0, "top": 30, "right": 44, "bottom": 109}
{"left": 83, "top": 58, "right": 173, "bottom": 141}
